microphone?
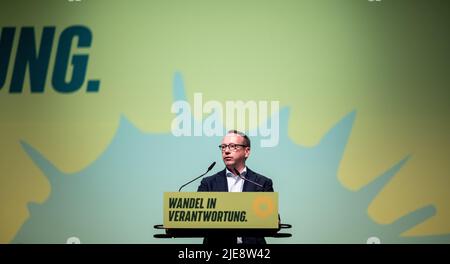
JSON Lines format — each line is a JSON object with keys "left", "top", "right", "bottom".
{"left": 232, "top": 167, "right": 263, "bottom": 188}
{"left": 178, "top": 162, "right": 216, "bottom": 192}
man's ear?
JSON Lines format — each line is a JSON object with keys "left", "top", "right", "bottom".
{"left": 245, "top": 148, "right": 250, "bottom": 159}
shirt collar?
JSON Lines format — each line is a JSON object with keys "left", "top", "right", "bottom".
{"left": 226, "top": 166, "right": 247, "bottom": 178}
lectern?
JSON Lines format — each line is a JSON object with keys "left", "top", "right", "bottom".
{"left": 154, "top": 192, "right": 291, "bottom": 240}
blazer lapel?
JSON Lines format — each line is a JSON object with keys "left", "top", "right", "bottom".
{"left": 242, "top": 168, "right": 257, "bottom": 192}
{"left": 217, "top": 169, "right": 228, "bottom": 192}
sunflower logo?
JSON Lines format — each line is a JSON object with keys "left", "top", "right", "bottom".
{"left": 252, "top": 196, "right": 275, "bottom": 219}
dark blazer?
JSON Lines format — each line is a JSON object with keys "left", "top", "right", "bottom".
{"left": 197, "top": 168, "right": 274, "bottom": 244}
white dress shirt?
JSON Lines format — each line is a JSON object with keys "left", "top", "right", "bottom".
{"left": 226, "top": 167, "right": 246, "bottom": 193}
{"left": 225, "top": 166, "right": 247, "bottom": 244}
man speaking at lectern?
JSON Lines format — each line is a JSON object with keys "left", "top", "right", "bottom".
{"left": 197, "top": 130, "right": 274, "bottom": 244}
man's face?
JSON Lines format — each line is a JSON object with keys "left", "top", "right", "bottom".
{"left": 220, "top": 133, "right": 250, "bottom": 169}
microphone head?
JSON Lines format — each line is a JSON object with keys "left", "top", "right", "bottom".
{"left": 207, "top": 161, "right": 216, "bottom": 171}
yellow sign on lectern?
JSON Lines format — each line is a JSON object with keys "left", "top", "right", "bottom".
{"left": 164, "top": 192, "right": 278, "bottom": 229}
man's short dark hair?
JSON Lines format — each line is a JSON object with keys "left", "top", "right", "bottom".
{"left": 227, "top": 130, "right": 251, "bottom": 148}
